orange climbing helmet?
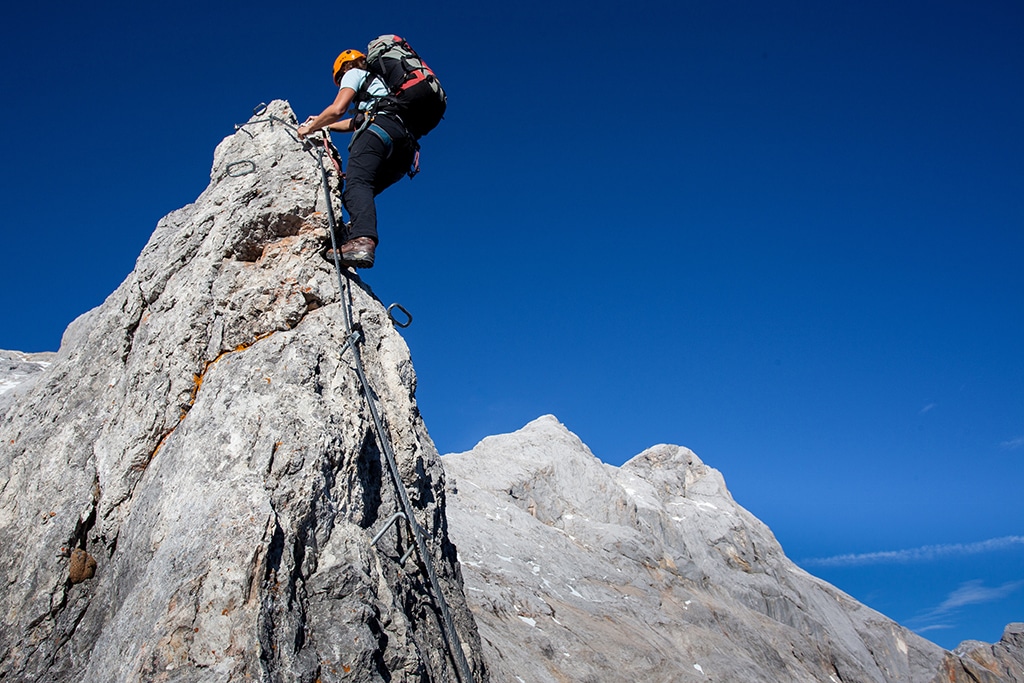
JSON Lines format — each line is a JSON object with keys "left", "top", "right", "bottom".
{"left": 333, "top": 49, "right": 365, "bottom": 84}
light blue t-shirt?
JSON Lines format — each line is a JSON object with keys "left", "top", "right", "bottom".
{"left": 338, "top": 68, "right": 388, "bottom": 116}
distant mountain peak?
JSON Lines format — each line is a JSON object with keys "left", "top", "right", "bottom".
{"left": 444, "top": 417, "right": 1024, "bottom": 682}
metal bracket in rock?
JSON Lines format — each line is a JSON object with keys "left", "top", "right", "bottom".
{"left": 371, "top": 512, "right": 416, "bottom": 566}
{"left": 225, "top": 160, "right": 256, "bottom": 177}
{"left": 232, "top": 102, "right": 301, "bottom": 140}
{"left": 387, "top": 303, "right": 413, "bottom": 328}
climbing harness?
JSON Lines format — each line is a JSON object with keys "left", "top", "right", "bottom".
{"left": 233, "top": 104, "right": 475, "bottom": 683}
{"left": 366, "top": 122, "right": 394, "bottom": 156}
{"left": 350, "top": 73, "right": 422, "bottom": 179}
{"left": 351, "top": 115, "right": 422, "bottom": 179}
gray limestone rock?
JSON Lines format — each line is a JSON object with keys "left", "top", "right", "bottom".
{"left": 0, "top": 100, "right": 485, "bottom": 683}
{"left": 0, "top": 350, "right": 57, "bottom": 408}
{"left": 957, "top": 624, "right": 1024, "bottom": 681}
{"left": 443, "top": 415, "right": 1024, "bottom": 682}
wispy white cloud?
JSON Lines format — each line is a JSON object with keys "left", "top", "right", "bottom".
{"left": 919, "top": 403, "right": 937, "bottom": 415}
{"left": 1000, "top": 437, "right": 1024, "bottom": 451}
{"left": 801, "top": 536, "right": 1024, "bottom": 568}
{"left": 909, "top": 580, "right": 1024, "bottom": 634}
{"left": 936, "top": 579, "right": 1024, "bottom": 612}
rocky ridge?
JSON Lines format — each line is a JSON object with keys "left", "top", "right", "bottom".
{"left": 443, "top": 416, "right": 1024, "bottom": 682}
{"left": 0, "top": 100, "right": 485, "bottom": 682}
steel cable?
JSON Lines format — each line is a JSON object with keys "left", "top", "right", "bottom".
{"left": 231, "top": 109, "right": 476, "bottom": 682}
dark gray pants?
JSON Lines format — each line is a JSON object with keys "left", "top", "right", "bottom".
{"left": 342, "top": 114, "right": 415, "bottom": 244}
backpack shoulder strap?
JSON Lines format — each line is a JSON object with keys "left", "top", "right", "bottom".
{"left": 352, "top": 70, "right": 371, "bottom": 99}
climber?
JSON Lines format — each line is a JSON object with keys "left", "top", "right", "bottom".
{"left": 296, "top": 49, "right": 416, "bottom": 269}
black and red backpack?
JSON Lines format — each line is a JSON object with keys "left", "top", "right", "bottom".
{"left": 365, "top": 35, "right": 447, "bottom": 139}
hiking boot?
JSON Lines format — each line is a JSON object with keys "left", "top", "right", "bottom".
{"left": 325, "top": 236, "right": 376, "bottom": 268}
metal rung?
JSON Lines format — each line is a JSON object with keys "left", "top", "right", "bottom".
{"left": 371, "top": 512, "right": 417, "bottom": 567}
{"left": 371, "top": 512, "right": 407, "bottom": 546}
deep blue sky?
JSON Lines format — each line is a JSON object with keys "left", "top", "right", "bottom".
{"left": 3, "top": 0, "right": 1022, "bottom": 651}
